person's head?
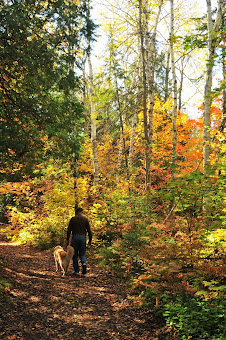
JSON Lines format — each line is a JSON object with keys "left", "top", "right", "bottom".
{"left": 75, "top": 207, "right": 83, "bottom": 215}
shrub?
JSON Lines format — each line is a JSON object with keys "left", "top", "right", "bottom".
{"left": 0, "top": 225, "right": 14, "bottom": 242}
{"left": 157, "top": 294, "right": 226, "bottom": 339}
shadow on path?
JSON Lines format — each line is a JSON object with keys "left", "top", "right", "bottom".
{"left": 0, "top": 243, "right": 159, "bottom": 339}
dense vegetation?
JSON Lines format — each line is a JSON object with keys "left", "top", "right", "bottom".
{"left": 0, "top": 0, "right": 225, "bottom": 339}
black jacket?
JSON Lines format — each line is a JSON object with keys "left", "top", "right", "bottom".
{"left": 67, "top": 215, "right": 92, "bottom": 243}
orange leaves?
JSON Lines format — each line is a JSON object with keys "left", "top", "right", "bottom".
{"left": 77, "top": 139, "right": 93, "bottom": 174}
{"left": 98, "top": 134, "right": 117, "bottom": 177}
{"left": 0, "top": 182, "right": 30, "bottom": 196}
{"left": 76, "top": 94, "right": 223, "bottom": 193}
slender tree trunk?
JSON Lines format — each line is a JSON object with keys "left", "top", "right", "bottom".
{"left": 128, "top": 110, "right": 138, "bottom": 170}
{"left": 68, "top": 18, "right": 79, "bottom": 206}
{"left": 87, "top": 0, "right": 99, "bottom": 189}
{"left": 116, "top": 130, "right": 124, "bottom": 183}
{"left": 178, "top": 56, "right": 185, "bottom": 111}
{"left": 82, "top": 67, "right": 90, "bottom": 133}
{"left": 138, "top": 0, "right": 163, "bottom": 189}
{"left": 87, "top": 52, "right": 99, "bottom": 188}
{"left": 221, "top": 49, "right": 226, "bottom": 132}
{"left": 170, "top": 0, "right": 178, "bottom": 179}
{"left": 203, "top": 0, "right": 224, "bottom": 170}
{"left": 107, "top": 25, "right": 130, "bottom": 183}
{"left": 86, "top": 0, "right": 99, "bottom": 189}
{"left": 204, "top": 0, "right": 214, "bottom": 170}
{"left": 221, "top": 12, "right": 226, "bottom": 132}
{"left": 164, "top": 47, "right": 170, "bottom": 102}
{"left": 147, "top": 0, "right": 163, "bottom": 176}
{"left": 138, "top": 0, "right": 150, "bottom": 190}
{"left": 115, "top": 75, "right": 123, "bottom": 183}
{"left": 129, "top": 64, "right": 141, "bottom": 170}
{"left": 219, "top": 3, "right": 225, "bottom": 133}
{"left": 117, "top": 103, "right": 129, "bottom": 182}
{"left": 116, "top": 104, "right": 127, "bottom": 182}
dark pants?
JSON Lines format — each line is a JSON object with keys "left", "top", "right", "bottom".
{"left": 71, "top": 234, "right": 86, "bottom": 274}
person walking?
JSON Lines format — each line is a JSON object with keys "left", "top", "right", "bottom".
{"left": 66, "top": 207, "right": 92, "bottom": 276}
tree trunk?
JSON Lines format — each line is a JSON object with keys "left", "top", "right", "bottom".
{"left": 178, "top": 56, "right": 185, "bottom": 111}
{"left": 170, "top": 0, "right": 178, "bottom": 180}
{"left": 129, "top": 64, "right": 141, "bottom": 170}
{"left": 138, "top": 0, "right": 150, "bottom": 190}
{"left": 221, "top": 11, "right": 226, "bottom": 132}
{"left": 116, "top": 131, "right": 123, "bottom": 183}
{"left": 203, "top": 0, "right": 224, "bottom": 170}
{"left": 86, "top": 0, "right": 99, "bottom": 189}
{"left": 82, "top": 67, "right": 90, "bottom": 133}
{"left": 164, "top": 47, "right": 170, "bottom": 102}
{"left": 221, "top": 50, "right": 226, "bottom": 132}
{"left": 116, "top": 107, "right": 127, "bottom": 183}
{"left": 87, "top": 52, "right": 99, "bottom": 188}
{"left": 128, "top": 110, "right": 138, "bottom": 170}
{"left": 147, "top": 0, "right": 163, "bottom": 177}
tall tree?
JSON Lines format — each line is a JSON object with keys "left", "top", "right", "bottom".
{"left": 147, "top": 0, "right": 164, "bottom": 179}
{"left": 203, "top": 0, "right": 224, "bottom": 170}
{"left": 221, "top": 48, "right": 226, "bottom": 132}
{"left": 164, "top": 47, "right": 171, "bottom": 102}
{"left": 221, "top": 8, "right": 226, "bottom": 133}
{"left": 85, "top": 0, "right": 99, "bottom": 189}
{"left": 137, "top": 0, "right": 164, "bottom": 189}
{"left": 170, "top": 0, "right": 178, "bottom": 180}
{"left": 107, "top": 26, "right": 130, "bottom": 182}
{"left": 0, "top": 0, "right": 85, "bottom": 180}
{"left": 138, "top": 0, "right": 150, "bottom": 190}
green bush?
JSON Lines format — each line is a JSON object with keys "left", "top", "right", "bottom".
{"left": 98, "top": 245, "right": 123, "bottom": 274}
{"left": 16, "top": 223, "right": 66, "bottom": 250}
{"left": 158, "top": 294, "right": 226, "bottom": 339}
{"left": 35, "top": 224, "right": 66, "bottom": 250}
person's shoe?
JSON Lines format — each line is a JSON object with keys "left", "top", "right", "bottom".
{"left": 82, "top": 264, "right": 87, "bottom": 275}
{"left": 72, "top": 272, "right": 80, "bottom": 277}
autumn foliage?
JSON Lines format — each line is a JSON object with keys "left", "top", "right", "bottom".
{"left": 1, "top": 0, "right": 225, "bottom": 337}
{"left": 1, "top": 105, "right": 225, "bottom": 339}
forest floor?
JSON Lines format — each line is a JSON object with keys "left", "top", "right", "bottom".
{"left": 0, "top": 243, "right": 164, "bottom": 340}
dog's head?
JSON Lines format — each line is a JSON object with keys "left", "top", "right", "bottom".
{"left": 54, "top": 245, "right": 63, "bottom": 252}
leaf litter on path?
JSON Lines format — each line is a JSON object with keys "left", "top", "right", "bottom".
{"left": 0, "top": 243, "right": 159, "bottom": 339}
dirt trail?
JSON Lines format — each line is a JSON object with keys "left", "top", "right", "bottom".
{"left": 0, "top": 243, "right": 159, "bottom": 340}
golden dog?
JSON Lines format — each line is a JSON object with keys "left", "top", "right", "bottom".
{"left": 53, "top": 245, "right": 74, "bottom": 276}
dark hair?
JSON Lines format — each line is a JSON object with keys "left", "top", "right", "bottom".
{"left": 75, "top": 207, "right": 83, "bottom": 214}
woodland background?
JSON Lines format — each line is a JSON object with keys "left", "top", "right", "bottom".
{"left": 0, "top": 0, "right": 225, "bottom": 339}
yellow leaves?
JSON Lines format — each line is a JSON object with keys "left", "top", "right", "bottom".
{"left": 7, "top": 206, "right": 36, "bottom": 233}
{"left": 178, "top": 112, "right": 188, "bottom": 125}
{"left": 0, "top": 162, "right": 23, "bottom": 176}
{"left": 0, "top": 182, "right": 30, "bottom": 195}
{"left": 133, "top": 274, "right": 152, "bottom": 288}
{"left": 76, "top": 177, "right": 89, "bottom": 202}
{"left": 207, "top": 229, "right": 226, "bottom": 248}
{"left": 39, "top": 1, "right": 49, "bottom": 9}
{"left": 195, "top": 280, "right": 226, "bottom": 300}
{"left": 195, "top": 290, "right": 209, "bottom": 297}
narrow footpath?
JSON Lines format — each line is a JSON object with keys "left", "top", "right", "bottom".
{"left": 0, "top": 243, "right": 162, "bottom": 340}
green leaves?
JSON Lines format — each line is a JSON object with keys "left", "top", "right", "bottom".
{"left": 183, "top": 33, "right": 207, "bottom": 50}
{"left": 161, "top": 294, "right": 226, "bottom": 339}
{"left": 0, "top": 0, "right": 92, "bottom": 179}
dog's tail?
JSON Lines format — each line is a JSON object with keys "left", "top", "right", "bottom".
{"left": 67, "top": 245, "right": 74, "bottom": 259}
